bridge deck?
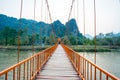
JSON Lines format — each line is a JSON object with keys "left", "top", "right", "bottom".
{"left": 36, "top": 45, "right": 81, "bottom": 80}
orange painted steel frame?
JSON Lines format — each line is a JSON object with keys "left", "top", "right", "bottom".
{"left": 0, "top": 44, "right": 58, "bottom": 80}
{"left": 61, "top": 44, "right": 120, "bottom": 80}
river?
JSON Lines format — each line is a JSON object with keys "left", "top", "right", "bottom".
{"left": 0, "top": 49, "right": 35, "bottom": 71}
{"left": 0, "top": 50, "right": 120, "bottom": 78}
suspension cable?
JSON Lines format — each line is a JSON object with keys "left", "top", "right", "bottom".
{"left": 45, "top": 0, "right": 53, "bottom": 31}
{"left": 94, "top": 0, "right": 97, "bottom": 64}
{"left": 34, "top": 0, "right": 36, "bottom": 20}
{"left": 45, "top": 0, "right": 55, "bottom": 45}
{"left": 44, "top": 0, "right": 47, "bottom": 45}
{"left": 32, "top": 0, "right": 36, "bottom": 54}
{"left": 73, "top": 0, "right": 78, "bottom": 49}
{"left": 76, "top": 0, "right": 79, "bottom": 48}
{"left": 39, "top": 0, "right": 43, "bottom": 46}
{"left": 18, "top": 0, "right": 23, "bottom": 63}
{"left": 83, "top": 0, "right": 86, "bottom": 56}
{"left": 73, "top": 0, "right": 75, "bottom": 18}
{"left": 45, "top": 0, "right": 52, "bottom": 23}
{"left": 68, "top": 0, "right": 75, "bottom": 21}
{"left": 41, "top": 0, "right": 43, "bottom": 21}
{"left": 46, "top": 4, "right": 48, "bottom": 23}
{"left": 77, "top": 0, "right": 79, "bottom": 23}
{"left": 45, "top": 0, "right": 46, "bottom": 22}
{"left": 63, "top": 0, "right": 75, "bottom": 46}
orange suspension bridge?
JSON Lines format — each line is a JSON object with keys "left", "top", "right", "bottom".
{"left": 0, "top": 0, "right": 120, "bottom": 80}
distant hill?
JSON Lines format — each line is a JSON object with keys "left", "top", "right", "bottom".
{"left": 0, "top": 14, "right": 82, "bottom": 38}
{"left": 115, "top": 33, "right": 120, "bottom": 37}
{"left": 0, "top": 14, "right": 120, "bottom": 46}
{"left": 85, "top": 34, "right": 93, "bottom": 39}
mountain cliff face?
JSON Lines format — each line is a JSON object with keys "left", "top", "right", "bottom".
{"left": 65, "top": 19, "right": 79, "bottom": 36}
{"left": 0, "top": 14, "right": 82, "bottom": 38}
{"left": 52, "top": 20, "right": 66, "bottom": 37}
{"left": 65, "top": 19, "right": 83, "bottom": 37}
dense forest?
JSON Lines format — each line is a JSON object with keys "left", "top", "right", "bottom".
{"left": 85, "top": 32, "right": 120, "bottom": 46}
{"left": 0, "top": 14, "right": 84, "bottom": 46}
{"left": 0, "top": 14, "right": 120, "bottom": 46}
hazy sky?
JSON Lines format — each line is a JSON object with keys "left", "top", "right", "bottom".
{"left": 0, "top": 0, "right": 120, "bottom": 36}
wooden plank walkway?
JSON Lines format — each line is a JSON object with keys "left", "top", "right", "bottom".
{"left": 36, "top": 45, "right": 81, "bottom": 80}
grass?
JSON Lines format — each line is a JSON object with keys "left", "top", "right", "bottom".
{"left": 69, "top": 45, "right": 120, "bottom": 52}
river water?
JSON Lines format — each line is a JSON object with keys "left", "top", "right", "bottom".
{"left": 80, "top": 52, "right": 120, "bottom": 78}
{"left": 0, "top": 50, "right": 34, "bottom": 71}
{"left": 0, "top": 50, "right": 120, "bottom": 78}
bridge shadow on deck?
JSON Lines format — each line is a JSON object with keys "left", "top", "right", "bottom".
{"left": 36, "top": 45, "right": 81, "bottom": 80}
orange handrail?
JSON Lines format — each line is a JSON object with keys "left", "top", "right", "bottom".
{"left": 61, "top": 44, "right": 120, "bottom": 80}
{"left": 0, "top": 44, "right": 58, "bottom": 80}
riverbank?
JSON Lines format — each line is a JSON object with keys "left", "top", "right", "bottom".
{"left": 0, "top": 45, "right": 120, "bottom": 52}
{"left": 70, "top": 45, "right": 120, "bottom": 52}
{"left": 0, "top": 45, "right": 50, "bottom": 51}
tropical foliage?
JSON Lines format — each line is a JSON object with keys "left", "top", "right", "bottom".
{"left": 0, "top": 14, "right": 120, "bottom": 46}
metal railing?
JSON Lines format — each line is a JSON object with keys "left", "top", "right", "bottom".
{"left": 0, "top": 44, "right": 58, "bottom": 80}
{"left": 61, "top": 44, "right": 120, "bottom": 80}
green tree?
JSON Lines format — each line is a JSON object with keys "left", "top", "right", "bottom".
{"left": 116, "top": 37, "right": 120, "bottom": 46}
{"left": 34, "top": 34, "right": 40, "bottom": 45}
{"left": 85, "top": 38, "right": 93, "bottom": 45}
{"left": 0, "top": 26, "right": 18, "bottom": 45}
{"left": 45, "top": 37, "right": 50, "bottom": 45}
{"left": 21, "top": 28, "right": 29, "bottom": 45}
{"left": 49, "top": 31, "right": 56, "bottom": 45}
{"left": 1, "top": 27, "right": 10, "bottom": 45}
{"left": 63, "top": 36, "right": 70, "bottom": 45}
{"left": 0, "top": 32, "right": 4, "bottom": 45}
{"left": 68, "top": 35, "right": 76, "bottom": 45}
{"left": 39, "top": 28, "right": 43, "bottom": 45}
{"left": 9, "top": 29, "right": 17, "bottom": 45}
{"left": 97, "top": 33, "right": 104, "bottom": 38}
